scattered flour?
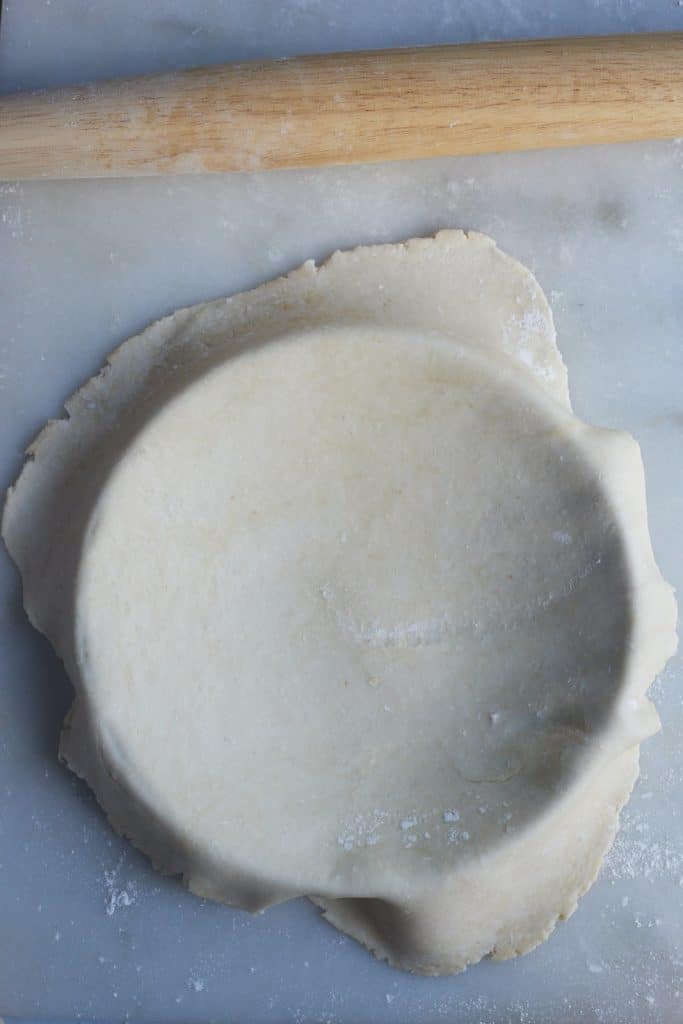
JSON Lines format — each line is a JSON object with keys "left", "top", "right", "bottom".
{"left": 338, "top": 808, "right": 479, "bottom": 850}
{"left": 605, "top": 811, "right": 683, "bottom": 883}
{"left": 103, "top": 854, "right": 138, "bottom": 916}
{"left": 337, "top": 810, "right": 390, "bottom": 851}
{"left": 503, "top": 302, "right": 556, "bottom": 384}
{"left": 319, "top": 584, "right": 450, "bottom": 648}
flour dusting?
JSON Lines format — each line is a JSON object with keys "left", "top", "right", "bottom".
{"left": 337, "top": 810, "right": 390, "bottom": 851}
{"left": 103, "top": 854, "right": 138, "bottom": 916}
{"left": 503, "top": 295, "right": 556, "bottom": 384}
{"left": 605, "top": 810, "right": 683, "bottom": 883}
{"left": 320, "top": 584, "right": 450, "bottom": 648}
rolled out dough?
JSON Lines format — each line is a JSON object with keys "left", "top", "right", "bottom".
{"left": 3, "top": 231, "right": 677, "bottom": 974}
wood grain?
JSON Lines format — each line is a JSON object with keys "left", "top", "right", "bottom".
{"left": 1, "top": 34, "right": 682, "bottom": 180}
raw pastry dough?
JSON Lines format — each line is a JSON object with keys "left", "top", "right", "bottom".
{"left": 3, "top": 232, "right": 676, "bottom": 974}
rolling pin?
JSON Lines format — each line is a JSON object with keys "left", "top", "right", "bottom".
{"left": 1, "top": 34, "right": 682, "bottom": 180}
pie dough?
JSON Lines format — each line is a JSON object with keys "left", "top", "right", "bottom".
{"left": 3, "top": 231, "right": 676, "bottom": 975}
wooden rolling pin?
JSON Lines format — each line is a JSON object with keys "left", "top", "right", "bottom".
{"left": 1, "top": 34, "right": 682, "bottom": 180}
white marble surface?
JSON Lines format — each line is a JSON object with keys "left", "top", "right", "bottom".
{"left": 1, "top": 2, "right": 683, "bottom": 1022}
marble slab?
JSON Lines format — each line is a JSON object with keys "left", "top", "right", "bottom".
{"left": 1, "top": 2, "right": 682, "bottom": 1021}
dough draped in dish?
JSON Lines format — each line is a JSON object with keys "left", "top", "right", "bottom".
{"left": 3, "top": 231, "right": 676, "bottom": 974}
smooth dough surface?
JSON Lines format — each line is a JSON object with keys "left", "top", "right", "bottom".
{"left": 3, "top": 231, "right": 677, "bottom": 974}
